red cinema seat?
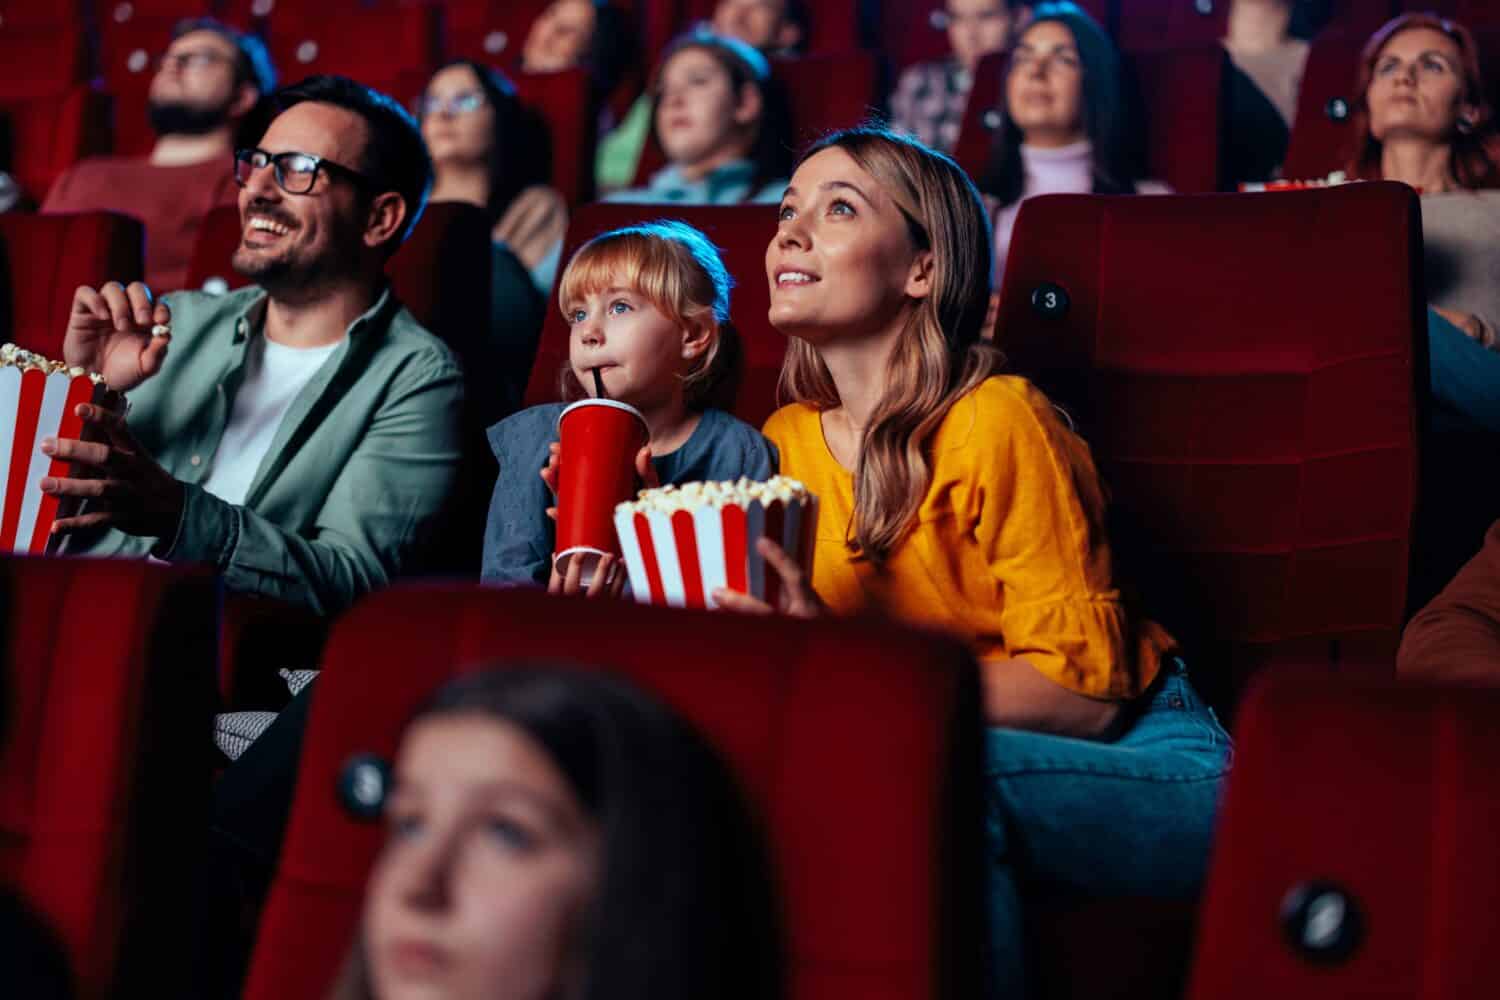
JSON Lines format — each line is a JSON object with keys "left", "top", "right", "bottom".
{"left": 0, "top": 556, "right": 219, "bottom": 1000}
{"left": 240, "top": 585, "right": 985, "bottom": 1000}
{"left": 96, "top": 0, "right": 225, "bottom": 23}
{"left": 993, "top": 182, "right": 1423, "bottom": 1000}
{"left": 1115, "top": 0, "right": 1227, "bottom": 51}
{"left": 1127, "top": 45, "right": 1226, "bottom": 192}
{"left": 1281, "top": 34, "right": 1365, "bottom": 181}
{"left": 1400, "top": 0, "right": 1500, "bottom": 31}
{"left": 523, "top": 202, "right": 782, "bottom": 426}
{"left": 954, "top": 47, "right": 1225, "bottom": 194}
{"left": 633, "top": 50, "right": 879, "bottom": 185}
{"left": 996, "top": 182, "right": 1423, "bottom": 710}
{"left": 98, "top": 16, "right": 180, "bottom": 158}
{"left": 444, "top": 0, "right": 551, "bottom": 66}
{"left": 0, "top": 212, "right": 145, "bottom": 359}
{"left": 0, "top": 26, "right": 88, "bottom": 100}
{"left": 0, "top": 87, "right": 112, "bottom": 204}
{"left": 1187, "top": 670, "right": 1500, "bottom": 998}
{"left": 514, "top": 68, "right": 598, "bottom": 207}
{"left": 266, "top": 5, "right": 439, "bottom": 101}
{"left": 0, "top": 0, "right": 79, "bottom": 29}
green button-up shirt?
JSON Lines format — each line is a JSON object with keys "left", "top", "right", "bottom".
{"left": 63, "top": 285, "right": 465, "bottom": 615}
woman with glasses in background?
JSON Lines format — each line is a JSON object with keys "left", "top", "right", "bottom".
{"left": 419, "top": 61, "right": 567, "bottom": 415}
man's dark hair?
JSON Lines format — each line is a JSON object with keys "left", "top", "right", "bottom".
{"left": 267, "top": 75, "right": 433, "bottom": 248}
{"left": 171, "top": 17, "right": 277, "bottom": 96}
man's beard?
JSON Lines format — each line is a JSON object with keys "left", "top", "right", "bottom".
{"left": 147, "top": 98, "right": 232, "bottom": 137}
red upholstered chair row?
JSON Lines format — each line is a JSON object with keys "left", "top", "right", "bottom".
{"left": 0, "top": 211, "right": 145, "bottom": 359}
{"left": 522, "top": 201, "right": 783, "bottom": 427}
{"left": 241, "top": 584, "right": 986, "bottom": 1000}
{"left": 0, "top": 87, "right": 112, "bottom": 203}
{"left": 995, "top": 182, "right": 1423, "bottom": 710}
{"left": 1188, "top": 669, "right": 1500, "bottom": 998}
{"left": 266, "top": 5, "right": 441, "bottom": 102}
{"left": 0, "top": 555, "right": 220, "bottom": 1000}
{"left": 953, "top": 47, "right": 1225, "bottom": 195}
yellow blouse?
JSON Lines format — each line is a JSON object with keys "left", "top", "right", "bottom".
{"left": 763, "top": 375, "right": 1168, "bottom": 700}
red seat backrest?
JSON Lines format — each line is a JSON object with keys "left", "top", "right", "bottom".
{"left": 522, "top": 201, "right": 782, "bottom": 427}
{"left": 1399, "top": 0, "right": 1500, "bottom": 31}
{"left": 1281, "top": 34, "right": 1365, "bottom": 181}
{"left": 98, "top": 16, "right": 179, "bottom": 159}
{"left": 953, "top": 47, "right": 1225, "bottom": 194}
{"left": 241, "top": 585, "right": 985, "bottom": 1000}
{"left": 1188, "top": 669, "right": 1500, "bottom": 997}
{"left": 0, "top": 0, "right": 79, "bottom": 30}
{"left": 444, "top": 0, "right": 552, "bottom": 65}
{"left": 0, "top": 26, "right": 88, "bottom": 100}
{"left": 1115, "top": 0, "right": 1228, "bottom": 51}
{"left": 0, "top": 87, "right": 112, "bottom": 203}
{"left": 266, "top": 5, "right": 440, "bottom": 99}
{"left": 0, "top": 212, "right": 145, "bottom": 359}
{"left": 513, "top": 67, "right": 598, "bottom": 207}
{"left": 633, "top": 50, "right": 878, "bottom": 184}
{"left": 994, "top": 184, "right": 1423, "bottom": 709}
{"left": 1127, "top": 44, "right": 1226, "bottom": 192}
{"left": 0, "top": 555, "right": 219, "bottom": 999}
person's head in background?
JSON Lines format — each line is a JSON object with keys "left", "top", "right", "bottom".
{"left": 980, "top": 1, "right": 1139, "bottom": 206}
{"left": 1347, "top": 12, "right": 1500, "bottom": 191}
{"left": 557, "top": 220, "right": 742, "bottom": 423}
{"left": 521, "top": 1, "right": 637, "bottom": 101}
{"left": 418, "top": 61, "right": 551, "bottom": 225}
{"left": 710, "top": 0, "right": 807, "bottom": 55}
{"left": 939, "top": 0, "right": 1031, "bottom": 73}
{"left": 336, "top": 666, "right": 784, "bottom": 1000}
{"left": 148, "top": 17, "right": 276, "bottom": 162}
{"left": 233, "top": 76, "right": 432, "bottom": 301}
{"left": 652, "top": 32, "right": 793, "bottom": 191}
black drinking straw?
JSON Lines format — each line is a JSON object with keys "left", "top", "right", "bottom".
{"left": 592, "top": 366, "right": 607, "bottom": 399}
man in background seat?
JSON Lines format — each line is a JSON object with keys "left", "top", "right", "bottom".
{"left": 43, "top": 18, "right": 275, "bottom": 291}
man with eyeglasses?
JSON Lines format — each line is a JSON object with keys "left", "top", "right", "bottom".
{"left": 42, "top": 75, "right": 464, "bottom": 623}
{"left": 42, "top": 18, "right": 276, "bottom": 290}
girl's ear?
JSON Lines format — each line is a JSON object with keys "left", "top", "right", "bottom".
{"left": 904, "top": 250, "right": 935, "bottom": 301}
{"left": 681, "top": 312, "right": 715, "bottom": 363}
{"left": 733, "top": 82, "right": 764, "bottom": 128}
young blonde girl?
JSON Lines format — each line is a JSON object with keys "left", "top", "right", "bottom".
{"left": 482, "top": 220, "right": 777, "bottom": 593}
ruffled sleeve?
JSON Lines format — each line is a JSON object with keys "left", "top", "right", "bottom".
{"left": 972, "top": 379, "right": 1164, "bottom": 699}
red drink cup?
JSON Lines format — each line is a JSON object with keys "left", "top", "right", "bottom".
{"left": 554, "top": 398, "right": 649, "bottom": 585}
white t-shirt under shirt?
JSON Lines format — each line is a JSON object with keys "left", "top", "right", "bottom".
{"left": 200, "top": 335, "right": 344, "bottom": 506}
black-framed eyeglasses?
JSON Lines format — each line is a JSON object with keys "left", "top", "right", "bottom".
{"left": 233, "top": 148, "right": 372, "bottom": 195}
{"left": 156, "top": 50, "right": 235, "bottom": 74}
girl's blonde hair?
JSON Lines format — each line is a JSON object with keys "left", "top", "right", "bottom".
{"left": 779, "top": 126, "right": 999, "bottom": 564}
{"left": 556, "top": 220, "right": 742, "bottom": 410}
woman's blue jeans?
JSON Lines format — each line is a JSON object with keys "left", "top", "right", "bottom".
{"left": 983, "top": 657, "right": 1232, "bottom": 996}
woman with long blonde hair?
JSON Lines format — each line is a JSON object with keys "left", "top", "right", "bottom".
{"left": 714, "top": 125, "right": 1230, "bottom": 994}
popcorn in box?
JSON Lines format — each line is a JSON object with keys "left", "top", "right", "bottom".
{"left": 0, "top": 343, "right": 120, "bottom": 554}
{"left": 614, "top": 476, "right": 818, "bottom": 609}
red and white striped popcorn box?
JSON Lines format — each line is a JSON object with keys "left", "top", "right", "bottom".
{"left": 0, "top": 345, "right": 120, "bottom": 555}
{"left": 613, "top": 477, "right": 819, "bottom": 609}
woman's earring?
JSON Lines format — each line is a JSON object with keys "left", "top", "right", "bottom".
{"left": 1458, "top": 113, "right": 1477, "bottom": 135}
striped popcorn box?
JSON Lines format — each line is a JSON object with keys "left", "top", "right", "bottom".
{"left": 613, "top": 476, "right": 818, "bottom": 609}
{"left": 0, "top": 344, "right": 120, "bottom": 555}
